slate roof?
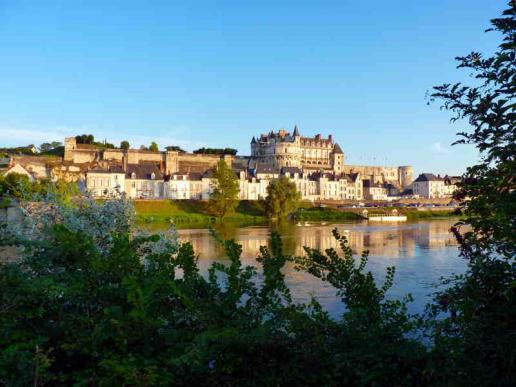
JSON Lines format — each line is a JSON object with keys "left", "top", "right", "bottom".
{"left": 414, "top": 173, "right": 442, "bottom": 182}
{"left": 89, "top": 165, "right": 125, "bottom": 174}
{"left": 347, "top": 172, "right": 359, "bottom": 182}
{"left": 333, "top": 143, "right": 344, "bottom": 154}
{"left": 281, "top": 166, "right": 302, "bottom": 176}
{"left": 126, "top": 163, "right": 163, "bottom": 180}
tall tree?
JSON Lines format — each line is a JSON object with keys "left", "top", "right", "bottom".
{"left": 429, "top": 2, "right": 515, "bottom": 384}
{"left": 120, "top": 141, "right": 130, "bottom": 150}
{"left": 208, "top": 160, "right": 239, "bottom": 217}
{"left": 265, "top": 176, "right": 301, "bottom": 219}
{"left": 149, "top": 142, "right": 159, "bottom": 152}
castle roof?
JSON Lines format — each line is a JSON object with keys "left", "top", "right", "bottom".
{"left": 293, "top": 125, "right": 300, "bottom": 136}
{"left": 333, "top": 143, "right": 343, "bottom": 154}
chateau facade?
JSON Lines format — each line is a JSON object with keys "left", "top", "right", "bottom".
{"left": 250, "top": 127, "right": 413, "bottom": 190}
{"left": 250, "top": 127, "right": 345, "bottom": 174}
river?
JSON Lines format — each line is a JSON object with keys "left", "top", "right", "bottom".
{"left": 173, "top": 218, "right": 466, "bottom": 318}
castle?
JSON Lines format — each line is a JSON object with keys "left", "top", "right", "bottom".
{"left": 8, "top": 126, "right": 414, "bottom": 201}
{"left": 249, "top": 127, "right": 413, "bottom": 189}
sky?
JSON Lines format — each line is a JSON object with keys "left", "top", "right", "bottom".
{"left": 0, "top": 0, "right": 507, "bottom": 176}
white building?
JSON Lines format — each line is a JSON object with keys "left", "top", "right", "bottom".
{"left": 363, "top": 179, "right": 389, "bottom": 201}
{"left": 87, "top": 163, "right": 366, "bottom": 202}
{"left": 412, "top": 173, "right": 459, "bottom": 199}
{"left": 86, "top": 163, "right": 164, "bottom": 199}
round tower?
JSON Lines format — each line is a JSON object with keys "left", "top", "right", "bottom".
{"left": 398, "top": 166, "right": 414, "bottom": 188}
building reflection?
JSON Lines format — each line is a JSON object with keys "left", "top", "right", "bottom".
{"left": 177, "top": 219, "right": 460, "bottom": 262}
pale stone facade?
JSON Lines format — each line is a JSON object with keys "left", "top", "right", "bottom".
{"left": 4, "top": 164, "right": 36, "bottom": 182}
{"left": 363, "top": 180, "right": 389, "bottom": 201}
{"left": 412, "top": 173, "right": 459, "bottom": 199}
{"left": 250, "top": 127, "right": 412, "bottom": 189}
{"left": 250, "top": 127, "right": 344, "bottom": 173}
{"left": 87, "top": 167, "right": 365, "bottom": 202}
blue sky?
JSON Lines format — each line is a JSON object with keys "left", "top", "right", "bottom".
{"left": 0, "top": 1, "right": 506, "bottom": 175}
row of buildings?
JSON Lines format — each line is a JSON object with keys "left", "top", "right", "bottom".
{"left": 86, "top": 164, "right": 368, "bottom": 201}
{"left": 3, "top": 127, "right": 460, "bottom": 201}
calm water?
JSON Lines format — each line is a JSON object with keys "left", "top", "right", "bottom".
{"left": 174, "top": 219, "right": 466, "bottom": 318}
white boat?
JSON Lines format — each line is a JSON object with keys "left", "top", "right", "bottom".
{"left": 367, "top": 215, "right": 407, "bottom": 222}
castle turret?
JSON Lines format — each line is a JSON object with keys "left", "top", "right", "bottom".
{"left": 64, "top": 137, "right": 76, "bottom": 162}
{"left": 398, "top": 166, "right": 414, "bottom": 188}
{"left": 293, "top": 125, "right": 300, "bottom": 137}
{"left": 332, "top": 143, "right": 345, "bottom": 174}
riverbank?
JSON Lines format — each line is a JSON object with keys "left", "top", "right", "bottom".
{"left": 134, "top": 200, "right": 269, "bottom": 227}
{"left": 134, "top": 200, "right": 458, "bottom": 228}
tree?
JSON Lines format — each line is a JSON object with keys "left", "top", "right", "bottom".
{"left": 193, "top": 147, "right": 237, "bottom": 155}
{"left": 429, "top": 3, "right": 516, "bottom": 384}
{"left": 120, "top": 141, "right": 130, "bottom": 150}
{"left": 75, "top": 134, "right": 95, "bottom": 144}
{"left": 208, "top": 160, "right": 239, "bottom": 217}
{"left": 165, "top": 145, "right": 186, "bottom": 153}
{"left": 139, "top": 145, "right": 148, "bottom": 150}
{"left": 39, "top": 143, "right": 53, "bottom": 152}
{"left": 149, "top": 142, "right": 159, "bottom": 152}
{"left": 264, "top": 176, "right": 301, "bottom": 219}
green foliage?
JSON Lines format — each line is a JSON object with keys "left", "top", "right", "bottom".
{"left": 120, "top": 140, "right": 130, "bottom": 150}
{"left": 0, "top": 173, "right": 78, "bottom": 202}
{"left": 428, "top": 3, "right": 516, "bottom": 385}
{"left": 293, "top": 207, "right": 362, "bottom": 221}
{"left": 39, "top": 141, "right": 62, "bottom": 153}
{"left": 193, "top": 147, "right": 237, "bottom": 155}
{"left": 0, "top": 210, "right": 428, "bottom": 385}
{"left": 75, "top": 134, "right": 115, "bottom": 149}
{"left": 208, "top": 160, "right": 239, "bottom": 218}
{"left": 0, "top": 145, "right": 36, "bottom": 155}
{"left": 165, "top": 145, "right": 186, "bottom": 153}
{"left": 75, "top": 134, "right": 95, "bottom": 144}
{"left": 264, "top": 176, "right": 301, "bottom": 219}
{"left": 149, "top": 142, "right": 159, "bottom": 152}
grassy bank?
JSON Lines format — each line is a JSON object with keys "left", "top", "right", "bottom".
{"left": 402, "top": 209, "right": 458, "bottom": 220}
{"left": 134, "top": 200, "right": 457, "bottom": 228}
{"left": 293, "top": 207, "right": 363, "bottom": 221}
{"left": 134, "top": 200, "right": 267, "bottom": 227}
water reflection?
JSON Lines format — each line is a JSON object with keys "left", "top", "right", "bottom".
{"left": 175, "top": 219, "right": 466, "bottom": 318}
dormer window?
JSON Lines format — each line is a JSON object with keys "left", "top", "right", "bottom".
{"left": 131, "top": 172, "right": 136, "bottom": 179}
{"left": 151, "top": 172, "right": 156, "bottom": 180}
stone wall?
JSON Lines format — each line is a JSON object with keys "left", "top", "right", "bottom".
{"left": 342, "top": 165, "right": 413, "bottom": 188}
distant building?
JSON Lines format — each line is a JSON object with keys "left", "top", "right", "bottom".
{"left": 413, "top": 173, "right": 459, "bottom": 198}
{"left": 86, "top": 164, "right": 164, "bottom": 199}
{"left": 3, "top": 164, "right": 36, "bottom": 182}
{"left": 363, "top": 179, "right": 389, "bottom": 201}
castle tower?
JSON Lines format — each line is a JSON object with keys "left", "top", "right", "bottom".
{"left": 332, "top": 143, "right": 344, "bottom": 174}
{"left": 398, "top": 166, "right": 414, "bottom": 188}
{"left": 64, "top": 137, "right": 76, "bottom": 162}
